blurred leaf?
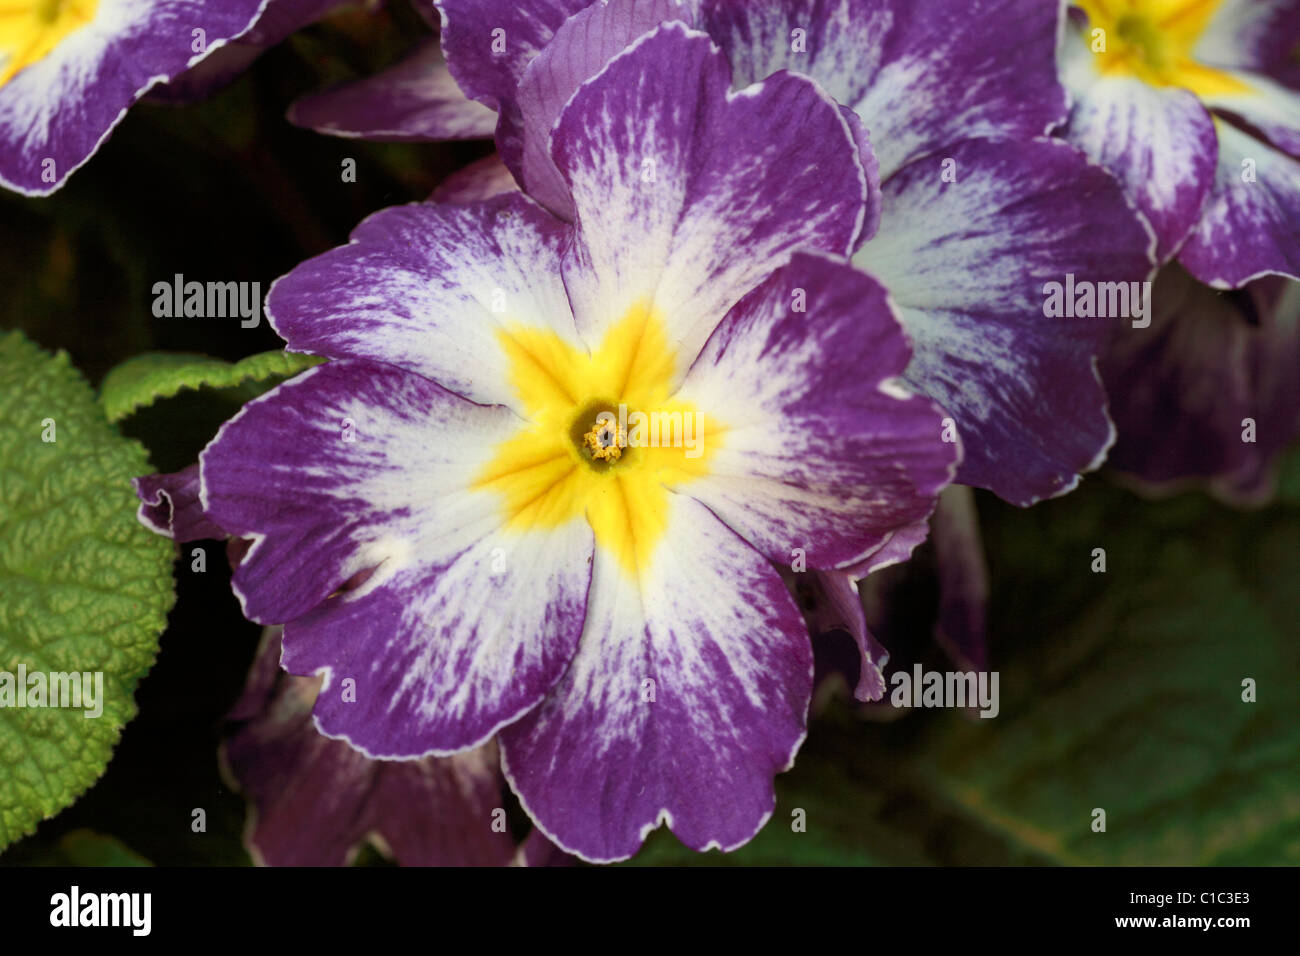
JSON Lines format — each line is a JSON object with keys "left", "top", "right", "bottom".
{"left": 0, "top": 332, "right": 174, "bottom": 850}
{"left": 55, "top": 829, "right": 152, "bottom": 867}
{"left": 99, "top": 349, "right": 323, "bottom": 423}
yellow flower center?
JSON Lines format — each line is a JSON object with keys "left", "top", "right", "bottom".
{"left": 1077, "top": 0, "right": 1249, "bottom": 95}
{"left": 0, "top": 0, "right": 98, "bottom": 87}
{"left": 580, "top": 416, "right": 625, "bottom": 463}
{"left": 474, "top": 304, "right": 723, "bottom": 580}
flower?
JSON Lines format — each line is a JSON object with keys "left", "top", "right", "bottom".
{"left": 1101, "top": 265, "right": 1300, "bottom": 504}
{"left": 224, "top": 627, "right": 571, "bottom": 865}
{"left": 284, "top": 0, "right": 500, "bottom": 141}
{"left": 194, "top": 23, "right": 956, "bottom": 861}
{"left": 412, "top": 0, "right": 1156, "bottom": 506}
{"left": 1061, "top": 0, "right": 1300, "bottom": 285}
{"left": 0, "top": 0, "right": 271, "bottom": 194}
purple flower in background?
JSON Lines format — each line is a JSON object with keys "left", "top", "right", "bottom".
{"left": 151, "top": 0, "right": 353, "bottom": 104}
{"left": 1102, "top": 267, "right": 1300, "bottom": 504}
{"left": 285, "top": 0, "right": 500, "bottom": 140}
{"left": 194, "top": 24, "right": 957, "bottom": 861}
{"left": 0, "top": 0, "right": 269, "bottom": 194}
{"left": 1061, "top": 0, "right": 1300, "bottom": 285}
{"left": 224, "top": 627, "right": 523, "bottom": 866}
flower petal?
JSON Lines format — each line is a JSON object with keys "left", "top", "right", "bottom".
{"left": 0, "top": 0, "right": 268, "bottom": 194}
{"left": 1178, "top": 119, "right": 1300, "bottom": 286}
{"left": 152, "top": 0, "right": 348, "bottom": 103}
{"left": 200, "top": 360, "right": 595, "bottom": 756}
{"left": 224, "top": 629, "right": 515, "bottom": 866}
{"left": 1102, "top": 264, "right": 1300, "bottom": 504}
{"left": 134, "top": 464, "right": 227, "bottom": 542}
{"left": 555, "top": 22, "right": 867, "bottom": 370}
{"left": 287, "top": 39, "right": 498, "bottom": 141}
{"left": 430, "top": 153, "right": 520, "bottom": 203}
{"left": 698, "top": 0, "right": 1067, "bottom": 180}
{"left": 432, "top": 0, "right": 589, "bottom": 169}
{"left": 672, "top": 252, "right": 955, "bottom": 569}
{"left": 501, "top": 495, "right": 811, "bottom": 862}
{"left": 1061, "top": 36, "right": 1217, "bottom": 262}
{"left": 265, "top": 193, "right": 578, "bottom": 411}
{"left": 930, "top": 484, "right": 987, "bottom": 673}
{"left": 1201, "top": 71, "right": 1300, "bottom": 159}
{"left": 1190, "top": 0, "right": 1300, "bottom": 75}
{"left": 855, "top": 137, "right": 1155, "bottom": 505}
{"left": 515, "top": 0, "right": 687, "bottom": 218}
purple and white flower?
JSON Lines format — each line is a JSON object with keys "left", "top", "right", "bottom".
{"left": 191, "top": 23, "right": 957, "bottom": 861}
{"left": 0, "top": 0, "right": 270, "bottom": 194}
{"left": 420, "top": 0, "right": 1156, "bottom": 506}
{"left": 1061, "top": 0, "right": 1300, "bottom": 285}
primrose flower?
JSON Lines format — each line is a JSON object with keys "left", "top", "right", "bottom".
{"left": 197, "top": 24, "right": 956, "bottom": 861}
{"left": 224, "top": 627, "right": 571, "bottom": 866}
{"left": 1061, "top": 0, "right": 1300, "bottom": 284}
{"left": 1100, "top": 266, "right": 1300, "bottom": 503}
{"left": 285, "top": 0, "right": 499, "bottom": 142}
{"left": 417, "top": 0, "right": 1156, "bottom": 506}
{"left": 0, "top": 0, "right": 270, "bottom": 194}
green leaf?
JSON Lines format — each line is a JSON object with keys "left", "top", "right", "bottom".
{"left": 55, "top": 829, "right": 153, "bottom": 867}
{"left": 0, "top": 331, "right": 174, "bottom": 850}
{"left": 98, "top": 349, "right": 324, "bottom": 424}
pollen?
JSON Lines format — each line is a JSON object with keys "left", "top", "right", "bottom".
{"left": 582, "top": 418, "right": 624, "bottom": 462}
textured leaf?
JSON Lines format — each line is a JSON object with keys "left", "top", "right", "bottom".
{"left": 99, "top": 350, "right": 324, "bottom": 424}
{"left": 0, "top": 332, "right": 174, "bottom": 849}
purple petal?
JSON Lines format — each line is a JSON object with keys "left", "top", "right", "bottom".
{"left": 501, "top": 496, "right": 811, "bottom": 862}
{"left": 1178, "top": 119, "right": 1300, "bottom": 286}
{"left": 133, "top": 464, "right": 228, "bottom": 542}
{"left": 430, "top": 153, "right": 519, "bottom": 203}
{"left": 1102, "top": 265, "right": 1300, "bottom": 504}
{"left": 674, "top": 252, "right": 956, "bottom": 569}
{"left": 784, "top": 566, "right": 891, "bottom": 703}
{"left": 0, "top": 0, "right": 267, "bottom": 194}
{"left": 929, "top": 485, "right": 987, "bottom": 673}
{"left": 855, "top": 137, "right": 1156, "bottom": 505}
{"left": 1061, "top": 30, "right": 1218, "bottom": 262}
{"left": 224, "top": 629, "right": 515, "bottom": 866}
{"left": 515, "top": 0, "right": 688, "bottom": 217}
{"left": 265, "top": 193, "right": 577, "bottom": 412}
{"left": 200, "top": 360, "right": 595, "bottom": 757}
{"left": 433, "top": 0, "right": 590, "bottom": 170}
{"left": 1191, "top": 0, "right": 1300, "bottom": 76}
{"left": 287, "top": 39, "right": 498, "bottom": 142}
{"left": 152, "top": 0, "right": 348, "bottom": 104}
{"left": 555, "top": 22, "right": 868, "bottom": 370}
{"left": 698, "top": 0, "right": 1067, "bottom": 180}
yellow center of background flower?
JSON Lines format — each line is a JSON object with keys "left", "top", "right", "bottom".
{"left": 0, "top": 0, "right": 98, "bottom": 87}
{"left": 474, "top": 304, "right": 722, "bottom": 580}
{"left": 1078, "top": 0, "right": 1249, "bottom": 95}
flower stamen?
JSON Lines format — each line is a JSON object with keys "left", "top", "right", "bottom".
{"left": 582, "top": 417, "right": 624, "bottom": 463}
